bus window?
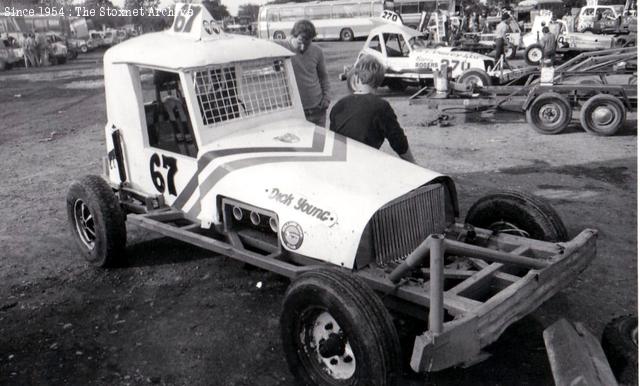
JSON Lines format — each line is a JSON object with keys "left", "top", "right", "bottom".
{"left": 583, "top": 8, "right": 594, "bottom": 16}
{"left": 259, "top": 9, "right": 267, "bottom": 21}
{"left": 369, "top": 34, "right": 382, "bottom": 51}
{"left": 332, "top": 4, "right": 359, "bottom": 18}
{"left": 306, "top": 5, "right": 332, "bottom": 19}
{"left": 360, "top": 3, "right": 372, "bottom": 16}
{"left": 280, "top": 8, "right": 303, "bottom": 21}
{"left": 267, "top": 10, "right": 279, "bottom": 21}
{"left": 401, "top": 2, "right": 420, "bottom": 14}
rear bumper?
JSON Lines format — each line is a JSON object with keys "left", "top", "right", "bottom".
{"left": 410, "top": 228, "right": 597, "bottom": 372}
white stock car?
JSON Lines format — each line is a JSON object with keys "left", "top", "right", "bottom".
{"left": 66, "top": 3, "right": 598, "bottom": 385}
{"left": 341, "top": 22, "right": 495, "bottom": 91}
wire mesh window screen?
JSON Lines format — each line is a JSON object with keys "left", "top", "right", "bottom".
{"left": 193, "top": 58, "right": 292, "bottom": 126}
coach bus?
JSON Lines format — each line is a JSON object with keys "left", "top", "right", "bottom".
{"left": 257, "top": 0, "right": 383, "bottom": 41}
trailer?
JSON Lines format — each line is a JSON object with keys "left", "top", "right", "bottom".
{"left": 410, "top": 47, "right": 637, "bottom": 136}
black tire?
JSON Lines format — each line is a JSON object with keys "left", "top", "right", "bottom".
{"left": 281, "top": 268, "right": 401, "bottom": 386}
{"left": 66, "top": 175, "right": 126, "bottom": 267}
{"left": 602, "top": 315, "right": 638, "bottom": 384}
{"left": 340, "top": 28, "right": 354, "bottom": 42}
{"left": 524, "top": 44, "right": 544, "bottom": 65}
{"left": 579, "top": 94, "right": 626, "bottom": 136}
{"left": 386, "top": 79, "right": 407, "bottom": 92}
{"left": 80, "top": 45, "right": 88, "bottom": 53}
{"left": 57, "top": 56, "right": 67, "bottom": 64}
{"left": 273, "top": 30, "right": 286, "bottom": 40}
{"left": 458, "top": 68, "right": 492, "bottom": 88}
{"left": 525, "top": 92, "right": 572, "bottom": 135}
{"left": 465, "top": 190, "right": 568, "bottom": 242}
{"left": 0, "top": 60, "right": 6, "bottom": 71}
{"left": 505, "top": 43, "right": 517, "bottom": 59}
{"left": 347, "top": 71, "right": 358, "bottom": 93}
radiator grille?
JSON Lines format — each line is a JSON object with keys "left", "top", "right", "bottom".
{"left": 371, "top": 184, "right": 446, "bottom": 267}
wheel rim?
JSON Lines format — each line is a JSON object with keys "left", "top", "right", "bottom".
{"left": 489, "top": 220, "right": 530, "bottom": 238}
{"left": 591, "top": 105, "right": 615, "bottom": 126}
{"left": 529, "top": 48, "right": 542, "bottom": 63}
{"left": 300, "top": 310, "right": 356, "bottom": 380}
{"left": 463, "top": 75, "right": 485, "bottom": 87}
{"left": 342, "top": 30, "right": 352, "bottom": 40}
{"left": 538, "top": 103, "right": 564, "bottom": 126}
{"left": 73, "top": 199, "right": 96, "bottom": 250}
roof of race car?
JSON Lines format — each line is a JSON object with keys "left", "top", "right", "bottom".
{"left": 369, "top": 23, "right": 423, "bottom": 39}
{"left": 104, "top": 3, "right": 293, "bottom": 70}
{"left": 104, "top": 32, "right": 294, "bottom": 70}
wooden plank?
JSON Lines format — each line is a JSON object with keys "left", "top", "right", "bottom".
{"left": 356, "top": 270, "right": 482, "bottom": 316}
{"left": 544, "top": 319, "right": 618, "bottom": 386}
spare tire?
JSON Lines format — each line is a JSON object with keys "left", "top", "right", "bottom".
{"left": 465, "top": 190, "right": 568, "bottom": 242}
{"left": 602, "top": 315, "right": 638, "bottom": 384}
{"left": 525, "top": 44, "right": 544, "bottom": 65}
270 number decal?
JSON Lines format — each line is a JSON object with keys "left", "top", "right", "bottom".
{"left": 380, "top": 10, "right": 400, "bottom": 22}
{"left": 150, "top": 153, "right": 178, "bottom": 196}
{"left": 440, "top": 59, "right": 471, "bottom": 71}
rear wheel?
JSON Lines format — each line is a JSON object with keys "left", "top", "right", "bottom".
{"left": 80, "top": 44, "right": 88, "bottom": 53}
{"left": 273, "top": 30, "right": 286, "bottom": 40}
{"left": 281, "top": 268, "right": 401, "bottom": 386}
{"left": 465, "top": 190, "right": 568, "bottom": 242}
{"left": 66, "top": 175, "right": 127, "bottom": 267}
{"left": 340, "top": 28, "right": 354, "bottom": 42}
{"left": 525, "top": 92, "right": 572, "bottom": 135}
{"left": 525, "top": 44, "right": 543, "bottom": 65}
{"left": 458, "top": 68, "right": 492, "bottom": 88}
{"left": 579, "top": 94, "right": 626, "bottom": 136}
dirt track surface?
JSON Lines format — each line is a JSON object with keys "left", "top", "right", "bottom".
{"left": 0, "top": 42, "right": 637, "bottom": 385}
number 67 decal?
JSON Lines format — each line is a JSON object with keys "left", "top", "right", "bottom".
{"left": 173, "top": 4, "right": 202, "bottom": 33}
{"left": 150, "top": 153, "right": 178, "bottom": 196}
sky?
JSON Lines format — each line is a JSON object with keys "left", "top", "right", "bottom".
{"left": 109, "top": 0, "right": 267, "bottom": 17}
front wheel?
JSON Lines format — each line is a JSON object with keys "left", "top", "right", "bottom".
{"left": 66, "top": 175, "right": 127, "bottom": 267}
{"left": 80, "top": 44, "right": 88, "bottom": 53}
{"left": 281, "top": 268, "right": 401, "bottom": 386}
{"left": 505, "top": 43, "right": 517, "bottom": 59}
{"left": 458, "top": 68, "right": 492, "bottom": 88}
{"left": 273, "top": 30, "right": 286, "bottom": 40}
{"left": 579, "top": 94, "right": 626, "bottom": 136}
{"left": 524, "top": 44, "right": 543, "bottom": 65}
{"left": 465, "top": 190, "right": 568, "bottom": 242}
{"left": 525, "top": 92, "right": 572, "bottom": 135}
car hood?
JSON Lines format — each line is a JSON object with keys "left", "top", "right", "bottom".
{"left": 181, "top": 118, "right": 456, "bottom": 268}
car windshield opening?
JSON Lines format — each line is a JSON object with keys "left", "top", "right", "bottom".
{"left": 193, "top": 58, "right": 293, "bottom": 126}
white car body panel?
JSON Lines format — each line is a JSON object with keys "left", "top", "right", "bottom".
{"left": 103, "top": 3, "right": 453, "bottom": 269}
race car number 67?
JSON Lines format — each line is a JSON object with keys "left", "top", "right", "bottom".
{"left": 173, "top": 4, "right": 201, "bottom": 33}
{"left": 150, "top": 153, "right": 178, "bottom": 196}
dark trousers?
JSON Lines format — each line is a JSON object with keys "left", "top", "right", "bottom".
{"left": 495, "top": 38, "right": 505, "bottom": 62}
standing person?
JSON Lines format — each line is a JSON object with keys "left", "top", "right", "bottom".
{"left": 24, "top": 33, "right": 36, "bottom": 68}
{"left": 494, "top": 13, "right": 510, "bottom": 63}
{"left": 541, "top": 26, "right": 557, "bottom": 62}
{"left": 329, "top": 55, "right": 416, "bottom": 163}
{"left": 275, "top": 20, "right": 330, "bottom": 127}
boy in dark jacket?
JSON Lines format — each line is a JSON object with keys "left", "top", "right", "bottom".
{"left": 329, "top": 55, "right": 416, "bottom": 163}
